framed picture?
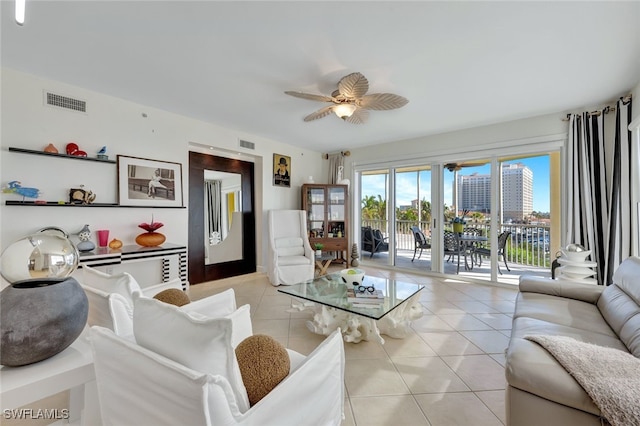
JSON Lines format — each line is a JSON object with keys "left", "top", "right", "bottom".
{"left": 117, "top": 155, "right": 183, "bottom": 207}
{"left": 273, "top": 153, "right": 291, "bottom": 187}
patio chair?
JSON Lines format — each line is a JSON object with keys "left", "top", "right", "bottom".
{"left": 475, "top": 231, "right": 511, "bottom": 274}
{"left": 410, "top": 226, "right": 431, "bottom": 262}
{"left": 361, "top": 226, "right": 389, "bottom": 258}
{"left": 444, "top": 230, "right": 463, "bottom": 269}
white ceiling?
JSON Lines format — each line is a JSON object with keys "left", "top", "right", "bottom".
{"left": 2, "top": 1, "right": 639, "bottom": 153}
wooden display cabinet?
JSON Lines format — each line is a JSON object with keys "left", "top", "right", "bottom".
{"left": 302, "top": 184, "right": 349, "bottom": 266}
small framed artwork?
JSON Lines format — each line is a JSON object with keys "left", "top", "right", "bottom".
{"left": 273, "top": 153, "right": 291, "bottom": 187}
{"left": 117, "top": 155, "right": 183, "bottom": 207}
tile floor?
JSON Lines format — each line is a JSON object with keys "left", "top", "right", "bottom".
{"left": 188, "top": 265, "right": 519, "bottom": 426}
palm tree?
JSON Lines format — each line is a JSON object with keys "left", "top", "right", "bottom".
{"left": 361, "top": 195, "right": 378, "bottom": 220}
{"left": 420, "top": 199, "right": 431, "bottom": 225}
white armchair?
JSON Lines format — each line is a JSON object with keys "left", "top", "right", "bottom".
{"left": 267, "top": 209, "right": 314, "bottom": 286}
{"left": 90, "top": 294, "right": 345, "bottom": 426}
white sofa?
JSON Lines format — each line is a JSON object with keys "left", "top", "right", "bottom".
{"left": 505, "top": 256, "right": 640, "bottom": 425}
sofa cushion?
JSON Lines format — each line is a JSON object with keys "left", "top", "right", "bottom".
{"left": 597, "top": 257, "right": 640, "bottom": 357}
{"left": 235, "top": 335, "right": 290, "bottom": 406}
{"left": 133, "top": 296, "right": 250, "bottom": 413}
{"left": 275, "top": 237, "right": 305, "bottom": 257}
{"left": 278, "top": 255, "right": 312, "bottom": 266}
{"left": 524, "top": 334, "right": 640, "bottom": 426}
{"left": 612, "top": 256, "right": 640, "bottom": 303}
{"left": 514, "top": 292, "right": 616, "bottom": 337}
{"left": 154, "top": 288, "right": 191, "bottom": 307}
{"left": 505, "top": 316, "right": 631, "bottom": 416}
{"left": 82, "top": 265, "right": 141, "bottom": 304}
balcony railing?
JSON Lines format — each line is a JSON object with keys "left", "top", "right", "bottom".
{"left": 361, "top": 219, "right": 551, "bottom": 268}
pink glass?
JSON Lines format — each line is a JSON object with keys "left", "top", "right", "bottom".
{"left": 97, "top": 230, "right": 109, "bottom": 247}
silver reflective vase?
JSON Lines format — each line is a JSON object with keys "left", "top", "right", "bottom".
{"left": 0, "top": 227, "right": 87, "bottom": 366}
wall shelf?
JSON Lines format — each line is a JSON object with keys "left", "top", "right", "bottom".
{"left": 8, "top": 147, "right": 116, "bottom": 164}
{"left": 5, "top": 201, "right": 185, "bottom": 209}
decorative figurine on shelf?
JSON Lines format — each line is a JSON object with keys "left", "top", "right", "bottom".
{"left": 97, "top": 146, "right": 108, "bottom": 161}
{"left": 108, "top": 238, "right": 123, "bottom": 250}
{"left": 66, "top": 142, "right": 87, "bottom": 157}
{"left": 136, "top": 216, "right": 166, "bottom": 247}
{"left": 76, "top": 224, "right": 96, "bottom": 252}
{"left": 351, "top": 243, "right": 360, "bottom": 267}
{"left": 43, "top": 143, "right": 58, "bottom": 153}
{"left": 336, "top": 165, "right": 350, "bottom": 188}
{"left": 69, "top": 185, "right": 96, "bottom": 205}
{"left": 2, "top": 181, "right": 41, "bottom": 201}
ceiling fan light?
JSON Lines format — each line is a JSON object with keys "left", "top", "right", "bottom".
{"left": 333, "top": 104, "right": 356, "bottom": 119}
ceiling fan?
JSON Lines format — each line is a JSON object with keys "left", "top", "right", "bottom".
{"left": 445, "top": 161, "right": 489, "bottom": 172}
{"left": 284, "top": 72, "right": 408, "bottom": 124}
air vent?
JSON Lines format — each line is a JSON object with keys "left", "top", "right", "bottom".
{"left": 45, "top": 91, "right": 87, "bottom": 113}
{"left": 239, "top": 139, "right": 255, "bottom": 150}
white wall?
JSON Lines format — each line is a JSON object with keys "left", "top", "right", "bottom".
{"left": 0, "top": 68, "right": 326, "bottom": 277}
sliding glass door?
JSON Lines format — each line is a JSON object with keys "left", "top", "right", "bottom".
{"left": 394, "top": 167, "right": 433, "bottom": 271}
{"left": 355, "top": 151, "right": 557, "bottom": 285}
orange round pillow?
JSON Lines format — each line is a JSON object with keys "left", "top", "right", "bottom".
{"left": 235, "top": 335, "right": 290, "bottom": 406}
{"left": 153, "top": 288, "right": 190, "bottom": 307}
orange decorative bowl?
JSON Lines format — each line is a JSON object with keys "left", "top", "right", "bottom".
{"left": 135, "top": 232, "right": 166, "bottom": 247}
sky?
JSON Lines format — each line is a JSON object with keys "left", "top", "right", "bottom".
{"left": 361, "top": 155, "right": 551, "bottom": 213}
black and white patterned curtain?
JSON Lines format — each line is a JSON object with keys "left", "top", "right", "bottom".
{"left": 606, "top": 98, "right": 633, "bottom": 284}
{"left": 205, "top": 180, "right": 222, "bottom": 238}
{"left": 566, "top": 97, "right": 633, "bottom": 285}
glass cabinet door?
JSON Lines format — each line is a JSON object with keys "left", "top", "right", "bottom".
{"left": 306, "top": 187, "right": 326, "bottom": 237}
{"left": 327, "top": 186, "right": 346, "bottom": 237}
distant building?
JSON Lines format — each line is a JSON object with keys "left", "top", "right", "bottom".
{"left": 457, "top": 173, "right": 491, "bottom": 213}
{"left": 455, "top": 163, "right": 533, "bottom": 221}
{"left": 502, "top": 163, "right": 533, "bottom": 221}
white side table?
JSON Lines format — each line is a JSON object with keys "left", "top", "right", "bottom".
{"left": 0, "top": 328, "right": 100, "bottom": 425}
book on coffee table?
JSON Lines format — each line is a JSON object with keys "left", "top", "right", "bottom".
{"left": 346, "top": 288, "right": 384, "bottom": 304}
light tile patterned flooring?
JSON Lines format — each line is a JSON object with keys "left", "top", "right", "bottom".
{"left": 189, "top": 265, "right": 519, "bottom": 426}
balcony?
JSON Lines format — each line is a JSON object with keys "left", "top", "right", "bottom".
{"left": 359, "top": 220, "right": 552, "bottom": 285}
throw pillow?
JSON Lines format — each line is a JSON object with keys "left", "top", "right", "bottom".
{"left": 82, "top": 265, "right": 141, "bottom": 305}
{"left": 133, "top": 295, "right": 250, "bottom": 413}
{"left": 235, "top": 335, "right": 290, "bottom": 406}
{"left": 154, "top": 288, "right": 191, "bottom": 307}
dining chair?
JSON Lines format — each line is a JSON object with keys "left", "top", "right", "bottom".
{"left": 410, "top": 226, "right": 431, "bottom": 261}
{"left": 475, "top": 231, "right": 512, "bottom": 274}
{"left": 443, "top": 230, "right": 462, "bottom": 264}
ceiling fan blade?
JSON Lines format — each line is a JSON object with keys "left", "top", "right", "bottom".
{"left": 445, "top": 161, "right": 489, "bottom": 172}
{"left": 358, "top": 93, "right": 409, "bottom": 110}
{"left": 337, "top": 72, "right": 369, "bottom": 99}
{"left": 284, "top": 91, "right": 334, "bottom": 102}
{"left": 344, "top": 108, "right": 369, "bottom": 124}
{"left": 303, "top": 105, "right": 335, "bottom": 122}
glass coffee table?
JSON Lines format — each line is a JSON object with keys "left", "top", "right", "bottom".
{"left": 278, "top": 272, "right": 424, "bottom": 344}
